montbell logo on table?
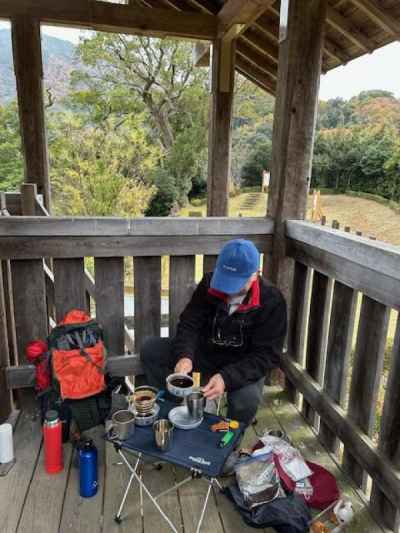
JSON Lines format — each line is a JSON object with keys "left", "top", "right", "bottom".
{"left": 189, "top": 456, "right": 211, "bottom": 466}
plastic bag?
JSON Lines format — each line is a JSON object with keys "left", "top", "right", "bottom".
{"left": 234, "top": 452, "right": 285, "bottom": 509}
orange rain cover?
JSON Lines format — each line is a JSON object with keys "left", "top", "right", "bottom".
{"left": 52, "top": 341, "right": 105, "bottom": 400}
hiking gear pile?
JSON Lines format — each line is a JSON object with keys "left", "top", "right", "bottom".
{"left": 224, "top": 429, "right": 340, "bottom": 532}
{"left": 28, "top": 309, "right": 125, "bottom": 435}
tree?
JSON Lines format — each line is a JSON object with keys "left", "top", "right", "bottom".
{"left": 48, "top": 111, "right": 159, "bottom": 216}
{"left": 69, "top": 33, "right": 209, "bottom": 213}
{"left": 231, "top": 75, "right": 274, "bottom": 186}
{"left": 0, "top": 101, "right": 23, "bottom": 192}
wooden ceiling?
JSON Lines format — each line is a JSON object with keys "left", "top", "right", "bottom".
{"left": 141, "top": 0, "right": 400, "bottom": 96}
{"left": 1, "top": 0, "right": 399, "bottom": 96}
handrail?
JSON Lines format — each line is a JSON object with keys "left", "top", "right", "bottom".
{"left": 0, "top": 215, "right": 274, "bottom": 236}
{"left": 286, "top": 219, "right": 400, "bottom": 311}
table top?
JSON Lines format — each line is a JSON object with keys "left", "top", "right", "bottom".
{"left": 108, "top": 399, "right": 243, "bottom": 478}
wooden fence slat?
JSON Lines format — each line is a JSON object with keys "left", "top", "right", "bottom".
{"left": 0, "top": 265, "right": 13, "bottom": 421}
{"left": 54, "top": 258, "right": 86, "bottom": 321}
{"left": 169, "top": 255, "right": 195, "bottom": 337}
{"left": 134, "top": 256, "right": 161, "bottom": 351}
{"left": 370, "top": 316, "right": 400, "bottom": 529}
{"left": 343, "top": 295, "right": 389, "bottom": 490}
{"left": 95, "top": 257, "right": 125, "bottom": 356}
{"left": 302, "top": 271, "right": 332, "bottom": 427}
{"left": 2, "top": 262, "right": 18, "bottom": 365}
{"left": 287, "top": 261, "right": 310, "bottom": 403}
{"left": 10, "top": 259, "right": 48, "bottom": 362}
{"left": 319, "top": 281, "right": 357, "bottom": 452}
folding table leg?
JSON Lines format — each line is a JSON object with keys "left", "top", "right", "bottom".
{"left": 117, "top": 450, "right": 179, "bottom": 533}
{"left": 115, "top": 453, "right": 142, "bottom": 523}
{"left": 195, "top": 479, "right": 217, "bottom": 533}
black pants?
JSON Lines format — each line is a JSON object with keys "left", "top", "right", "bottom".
{"left": 140, "top": 337, "right": 264, "bottom": 426}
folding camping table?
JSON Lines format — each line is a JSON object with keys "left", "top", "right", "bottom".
{"left": 107, "top": 400, "right": 243, "bottom": 533}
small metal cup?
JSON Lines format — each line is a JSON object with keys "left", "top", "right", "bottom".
{"left": 153, "top": 419, "right": 174, "bottom": 452}
{"left": 110, "top": 410, "right": 135, "bottom": 441}
{"left": 187, "top": 391, "right": 206, "bottom": 421}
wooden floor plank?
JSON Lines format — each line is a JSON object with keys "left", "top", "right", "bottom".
{"left": 102, "top": 442, "right": 143, "bottom": 533}
{"left": 265, "top": 387, "right": 383, "bottom": 533}
{"left": 176, "top": 465, "right": 224, "bottom": 533}
{"left": 59, "top": 426, "right": 105, "bottom": 533}
{"left": 17, "top": 441, "right": 74, "bottom": 533}
{"left": 143, "top": 463, "right": 183, "bottom": 533}
{"left": 0, "top": 413, "right": 42, "bottom": 533}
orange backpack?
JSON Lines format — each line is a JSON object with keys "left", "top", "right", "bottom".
{"left": 48, "top": 309, "right": 106, "bottom": 400}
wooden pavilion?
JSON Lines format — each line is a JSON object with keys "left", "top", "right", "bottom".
{"left": 1, "top": 1, "right": 400, "bottom": 532}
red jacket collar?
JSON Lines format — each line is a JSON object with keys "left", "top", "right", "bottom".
{"left": 208, "top": 278, "right": 260, "bottom": 311}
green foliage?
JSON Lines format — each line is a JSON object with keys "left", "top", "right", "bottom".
{"left": 48, "top": 111, "right": 158, "bottom": 216}
{"left": 0, "top": 101, "right": 23, "bottom": 191}
{"left": 69, "top": 33, "right": 209, "bottom": 213}
{"left": 232, "top": 75, "right": 274, "bottom": 187}
{"left": 312, "top": 92, "right": 400, "bottom": 203}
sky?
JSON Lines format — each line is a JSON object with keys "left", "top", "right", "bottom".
{"left": 1, "top": 21, "right": 399, "bottom": 101}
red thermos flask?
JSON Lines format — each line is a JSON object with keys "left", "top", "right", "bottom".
{"left": 43, "top": 410, "right": 63, "bottom": 474}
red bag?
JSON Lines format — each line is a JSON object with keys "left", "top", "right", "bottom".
{"left": 274, "top": 457, "right": 340, "bottom": 510}
{"left": 26, "top": 339, "right": 51, "bottom": 392}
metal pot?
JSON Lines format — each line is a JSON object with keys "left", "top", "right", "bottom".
{"left": 109, "top": 410, "right": 135, "bottom": 441}
{"left": 166, "top": 373, "right": 194, "bottom": 398}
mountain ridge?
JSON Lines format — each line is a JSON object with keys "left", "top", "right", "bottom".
{"left": 0, "top": 28, "right": 78, "bottom": 104}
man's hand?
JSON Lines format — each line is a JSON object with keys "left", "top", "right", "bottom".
{"left": 174, "top": 357, "right": 193, "bottom": 374}
{"left": 202, "top": 374, "right": 225, "bottom": 400}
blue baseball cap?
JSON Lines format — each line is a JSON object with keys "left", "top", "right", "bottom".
{"left": 210, "top": 239, "right": 260, "bottom": 295}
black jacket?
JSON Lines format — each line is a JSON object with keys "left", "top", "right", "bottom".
{"left": 173, "top": 273, "right": 287, "bottom": 391}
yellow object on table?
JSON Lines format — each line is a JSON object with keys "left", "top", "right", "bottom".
{"left": 192, "top": 372, "right": 201, "bottom": 389}
{"left": 229, "top": 420, "right": 239, "bottom": 430}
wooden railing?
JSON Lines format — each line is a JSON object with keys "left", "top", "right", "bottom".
{"left": 0, "top": 215, "right": 273, "bottom": 395}
{"left": 283, "top": 220, "right": 400, "bottom": 530}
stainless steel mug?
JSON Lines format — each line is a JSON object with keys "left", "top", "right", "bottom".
{"left": 110, "top": 410, "right": 135, "bottom": 441}
{"left": 153, "top": 419, "right": 174, "bottom": 452}
{"left": 187, "top": 391, "right": 206, "bottom": 420}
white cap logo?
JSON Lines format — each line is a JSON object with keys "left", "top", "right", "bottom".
{"left": 223, "top": 265, "right": 237, "bottom": 272}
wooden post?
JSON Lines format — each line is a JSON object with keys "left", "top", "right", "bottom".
{"left": 11, "top": 16, "right": 51, "bottom": 211}
{"left": 21, "top": 183, "right": 37, "bottom": 216}
{"left": 266, "top": 0, "right": 327, "bottom": 298}
{"left": 207, "top": 38, "right": 236, "bottom": 217}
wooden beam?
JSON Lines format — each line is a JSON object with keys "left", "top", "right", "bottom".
{"left": 286, "top": 220, "right": 400, "bottom": 283}
{"left": 236, "top": 56, "right": 276, "bottom": 93}
{"left": 0, "top": 235, "right": 273, "bottom": 260}
{"left": 1, "top": 0, "right": 218, "bottom": 40}
{"left": 350, "top": 0, "right": 400, "bottom": 39}
{"left": 326, "top": 5, "right": 373, "bottom": 53}
{"left": 193, "top": 42, "right": 210, "bottom": 66}
{"left": 236, "top": 41, "right": 278, "bottom": 80}
{"left": 6, "top": 355, "right": 144, "bottom": 389}
{"left": 11, "top": 17, "right": 51, "bottom": 210}
{"left": 240, "top": 26, "right": 279, "bottom": 64}
{"left": 265, "top": 6, "right": 350, "bottom": 66}
{"left": 267, "top": 0, "right": 327, "bottom": 298}
{"left": 207, "top": 39, "right": 236, "bottom": 216}
{"left": 218, "top": 0, "right": 275, "bottom": 38}
{"left": 0, "top": 216, "right": 274, "bottom": 237}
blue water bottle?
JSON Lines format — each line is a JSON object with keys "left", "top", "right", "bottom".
{"left": 78, "top": 439, "right": 98, "bottom": 498}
